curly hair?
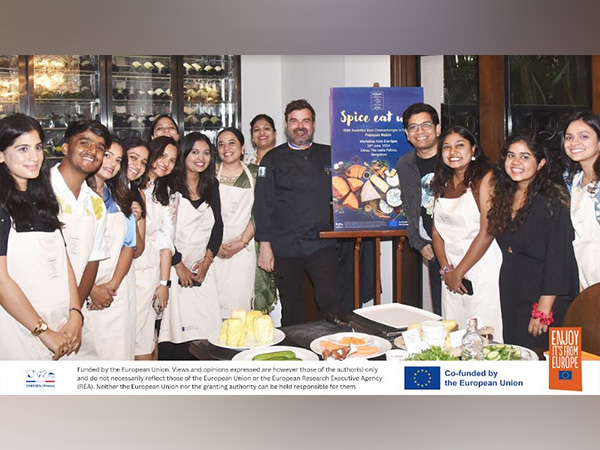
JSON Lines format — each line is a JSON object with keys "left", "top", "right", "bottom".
{"left": 431, "top": 125, "right": 491, "bottom": 198}
{"left": 487, "top": 132, "right": 569, "bottom": 235}
{"left": 561, "top": 111, "right": 600, "bottom": 184}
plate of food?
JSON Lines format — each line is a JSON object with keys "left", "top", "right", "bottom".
{"left": 232, "top": 345, "right": 318, "bottom": 361}
{"left": 327, "top": 332, "right": 375, "bottom": 346}
{"left": 310, "top": 333, "right": 391, "bottom": 360}
{"left": 208, "top": 328, "right": 285, "bottom": 350}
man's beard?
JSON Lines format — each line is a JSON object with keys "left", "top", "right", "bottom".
{"left": 286, "top": 127, "right": 314, "bottom": 147}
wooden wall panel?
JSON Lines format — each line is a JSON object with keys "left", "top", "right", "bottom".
{"left": 479, "top": 56, "right": 506, "bottom": 163}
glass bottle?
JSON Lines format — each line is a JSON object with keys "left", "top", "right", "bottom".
{"left": 461, "top": 317, "right": 484, "bottom": 360}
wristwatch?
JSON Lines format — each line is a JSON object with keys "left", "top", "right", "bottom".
{"left": 31, "top": 319, "right": 48, "bottom": 337}
{"left": 159, "top": 280, "right": 171, "bottom": 288}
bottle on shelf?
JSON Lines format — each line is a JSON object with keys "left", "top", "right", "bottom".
{"left": 131, "top": 61, "right": 143, "bottom": 72}
{"left": 461, "top": 317, "right": 484, "bottom": 361}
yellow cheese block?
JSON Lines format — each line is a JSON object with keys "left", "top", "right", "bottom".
{"left": 442, "top": 320, "right": 458, "bottom": 334}
{"left": 230, "top": 309, "right": 246, "bottom": 327}
{"left": 245, "top": 310, "right": 264, "bottom": 336}
{"left": 225, "top": 318, "right": 245, "bottom": 346}
{"left": 254, "top": 315, "right": 274, "bottom": 343}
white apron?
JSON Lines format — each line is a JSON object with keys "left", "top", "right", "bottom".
{"left": 133, "top": 196, "right": 164, "bottom": 355}
{"left": 0, "top": 227, "right": 71, "bottom": 360}
{"left": 59, "top": 211, "right": 99, "bottom": 359}
{"left": 434, "top": 190, "right": 504, "bottom": 341}
{"left": 571, "top": 184, "right": 600, "bottom": 289}
{"left": 159, "top": 199, "right": 221, "bottom": 343}
{"left": 213, "top": 164, "right": 257, "bottom": 318}
{"left": 84, "top": 212, "right": 135, "bottom": 360}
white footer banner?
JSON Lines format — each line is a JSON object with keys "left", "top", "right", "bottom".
{"left": 1, "top": 360, "right": 598, "bottom": 395}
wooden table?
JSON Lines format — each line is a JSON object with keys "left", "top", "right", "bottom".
{"left": 320, "top": 230, "right": 407, "bottom": 310}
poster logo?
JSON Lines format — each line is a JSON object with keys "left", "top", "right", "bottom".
{"left": 549, "top": 327, "right": 582, "bottom": 391}
{"left": 404, "top": 366, "right": 441, "bottom": 390}
{"left": 25, "top": 369, "right": 56, "bottom": 389}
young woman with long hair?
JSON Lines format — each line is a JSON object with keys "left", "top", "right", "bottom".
{"left": 488, "top": 133, "right": 579, "bottom": 350}
{"left": 133, "top": 136, "right": 181, "bottom": 360}
{"left": 431, "top": 125, "right": 503, "bottom": 338}
{"left": 562, "top": 111, "right": 600, "bottom": 289}
{"left": 0, "top": 114, "right": 82, "bottom": 360}
{"left": 158, "top": 132, "right": 224, "bottom": 359}
{"left": 85, "top": 136, "right": 137, "bottom": 359}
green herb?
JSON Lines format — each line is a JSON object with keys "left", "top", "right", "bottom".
{"left": 406, "top": 346, "right": 459, "bottom": 361}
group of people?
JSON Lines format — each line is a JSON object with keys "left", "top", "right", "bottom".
{"left": 0, "top": 111, "right": 281, "bottom": 360}
{"left": 398, "top": 103, "right": 599, "bottom": 351}
{"left": 0, "top": 96, "right": 598, "bottom": 361}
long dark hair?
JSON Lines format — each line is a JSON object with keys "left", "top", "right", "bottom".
{"left": 178, "top": 132, "right": 218, "bottom": 206}
{"left": 142, "top": 136, "right": 182, "bottom": 206}
{"left": 123, "top": 137, "right": 149, "bottom": 219}
{"left": 431, "top": 125, "right": 491, "bottom": 197}
{"left": 562, "top": 110, "right": 600, "bottom": 183}
{"left": 0, "top": 114, "right": 61, "bottom": 230}
{"left": 87, "top": 136, "right": 134, "bottom": 217}
{"left": 488, "top": 132, "right": 569, "bottom": 235}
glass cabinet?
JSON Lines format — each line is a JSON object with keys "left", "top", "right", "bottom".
{"left": 182, "top": 55, "right": 238, "bottom": 142}
{"left": 110, "top": 55, "right": 174, "bottom": 140}
{"left": 30, "top": 55, "right": 101, "bottom": 157}
{"left": 0, "top": 55, "right": 20, "bottom": 120}
{"left": 0, "top": 55, "right": 241, "bottom": 157}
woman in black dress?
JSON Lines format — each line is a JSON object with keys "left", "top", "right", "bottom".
{"left": 487, "top": 133, "right": 579, "bottom": 352}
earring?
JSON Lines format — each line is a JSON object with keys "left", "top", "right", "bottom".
{"left": 471, "top": 155, "right": 476, "bottom": 161}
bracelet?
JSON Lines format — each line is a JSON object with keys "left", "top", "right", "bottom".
{"left": 439, "top": 264, "right": 454, "bottom": 279}
{"left": 69, "top": 307, "right": 85, "bottom": 324}
{"left": 531, "top": 303, "right": 554, "bottom": 325}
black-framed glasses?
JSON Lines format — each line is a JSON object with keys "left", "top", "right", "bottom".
{"left": 406, "top": 121, "right": 434, "bottom": 132}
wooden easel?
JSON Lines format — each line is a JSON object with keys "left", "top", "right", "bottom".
{"left": 320, "top": 230, "right": 407, "bottom": 310}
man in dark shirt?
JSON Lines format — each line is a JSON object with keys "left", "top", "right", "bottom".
{"left": 396, "top": 103, "right": 442, "bottom": 315}
{"left": 254, "top": 99, "right": 342, "bottom": 326}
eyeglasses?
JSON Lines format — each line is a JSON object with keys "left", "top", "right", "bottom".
{"left": 406, "top": 121, "right": 434, "bottom": 133}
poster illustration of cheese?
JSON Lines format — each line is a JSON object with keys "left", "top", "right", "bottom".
{"left": 330, "top": 87, "right": 423, "bottom": 231}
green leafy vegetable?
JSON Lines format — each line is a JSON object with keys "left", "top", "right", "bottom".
{"left": 406, "top": 346, "right": 459, "bottom": 361}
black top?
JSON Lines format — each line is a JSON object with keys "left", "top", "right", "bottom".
{"left": 496, "top": 193, "right": 579, "bottom": 350}
{"left": 171, "top": 182, "right": 223, "bottom": 266}
{"left": 254, "top": 142, "right": 334, "bottom": 257}
{"left": 0, "top": 191, "right": 59, "bottom": 256}
{"left": 415, "top": 154, "right": 436, "bottom": 239}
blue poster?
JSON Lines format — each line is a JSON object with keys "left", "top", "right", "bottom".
{"left": 330, "top": 87, "right": 423, "bottom": 231}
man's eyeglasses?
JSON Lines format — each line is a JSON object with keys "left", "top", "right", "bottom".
{"left": 406, "top": 121, "right": 434, "bottom": 133}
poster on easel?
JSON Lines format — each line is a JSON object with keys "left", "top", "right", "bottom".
{"left": 330, "top": 86, "right": 423, "bottom": 231}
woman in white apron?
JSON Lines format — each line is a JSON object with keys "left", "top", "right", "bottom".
{"left": 562, "top": 112, "right": 600, "bottom": 290}
{"left": 85, "top": 136, "right": 137, "bottom": 360}
{"left": 431, "top": 126, "right": 503, "bottom": 339}
{"left": 0, "top": 114, "right": 82, "bottom": 360}
{"left": 158, "top": 132, "right": 224, "bottom": 360}
{"left": 133, "top": 136, "right": 181, "bottom": 360}
{"left": 213, "top": 128, "right": 257, "bottom": 318}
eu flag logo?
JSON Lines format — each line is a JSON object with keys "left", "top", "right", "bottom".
{"left": 558, "top": 370, "right": 573, "bottom": 380}
{"left": 404, "top": 366, "right": 441, "bottom": 390}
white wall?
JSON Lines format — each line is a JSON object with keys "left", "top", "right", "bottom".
{"left": 241, "top": 55, "right": 392, "bottom": 324}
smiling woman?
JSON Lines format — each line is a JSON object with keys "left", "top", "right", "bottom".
{"left": 134, "top": 136, "right": 182, "bottom": 360}
{"left": 488, "top": 132, "right": 579, "bottom": 351}
{"left": 431, "top": 125, "right": 503, "bottom": 338}
{"left": 0, "top": 114, "right": 82, "bottom": 360}
{"left": 213, "top": 127, "right": 258, "bottom": 317}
